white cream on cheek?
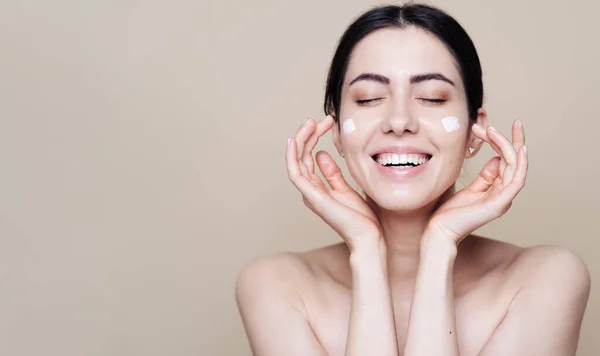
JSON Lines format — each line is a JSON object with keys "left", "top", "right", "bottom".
{"left": 342, "top": 118, "right": 356, "bottom": 135}
{"left": 441, "top": 116, "right": 460, "bottom": 132}
{"left": 435, "top": 115, "right": 467, "bottom": 172}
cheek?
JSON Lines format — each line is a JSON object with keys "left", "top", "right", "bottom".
{"left": 421, "top": 115, "right": 469, "bottom": 148}
{"left": 441, "top": 116, "right": 460, "bottom": 133}
{"left": 341, "top": 118, "right": 356, "bottom": 135}
{"left": 340, "top": 118, "right": 362, "bottom": 155}
{"left": 340, "top": 117, "right": 373, "bottom": 148}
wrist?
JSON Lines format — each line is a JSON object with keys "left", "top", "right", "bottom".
{"left": 420, "top": 230, "right": 458, "bottom": 262}
{"left": 348, "top": 233, "right": 385, "bottom": 254}
{"left": 349, "top": 236, "right": 386, "bottom": 267}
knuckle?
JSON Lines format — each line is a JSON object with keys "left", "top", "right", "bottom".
{"left": 496, "top": 202, "right": 511, "bottom": 215}
{"left": 302, "top": 197, "right": 311, "bottom": 207}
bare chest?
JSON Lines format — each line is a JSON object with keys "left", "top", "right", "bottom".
{"left": 305, "top": 274, "right": 516, "bottom": 356}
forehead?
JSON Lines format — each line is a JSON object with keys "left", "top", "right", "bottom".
{"left": 345, "top": 26, "right": 461, "bottom": 85}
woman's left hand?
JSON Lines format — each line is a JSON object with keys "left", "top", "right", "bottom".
{"left": 427, "top": 120, "right": 529, "bottom": 245}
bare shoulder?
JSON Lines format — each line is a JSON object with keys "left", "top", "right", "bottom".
{"left": 236, "top": 251, "right": 313, "bottom": 281}
{"left": 506, "top": 244, "right": 591, "bottom": 292}
{"left": 234, "top": 247, "right": 344, "bottom": 355}
{"left": 235, "top": 252, "right": 337, "bottom": 354}
{"left": 235, "top": 244, "right": 349, "bottom": 304}
{"left": 235, "top": 251, "right": 314, "bottom": 307}
{"left": 471, "top": 243, "right": 591, "bottom": 355}
{"left": 469, "top": 236, "right": 591, "bottom": 287}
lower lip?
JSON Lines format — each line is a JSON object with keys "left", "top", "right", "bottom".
{"left": 372, "top": 158, "right": 431, "bottom": 179}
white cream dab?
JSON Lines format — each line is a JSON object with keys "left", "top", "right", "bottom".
{"left": 441, "top": 116, "right": 460, "bottom": 132}
{"left": 342, "top": 118, "right": 356, "bottom": 135}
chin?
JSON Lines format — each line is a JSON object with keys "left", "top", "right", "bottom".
{"left": 365, "top": 187, "right": 439, "bottom": 214}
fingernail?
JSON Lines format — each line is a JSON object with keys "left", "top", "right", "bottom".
{"left": 472, "top": 123, "right": 483, "bottom": 131}
{"left": 303, "top": 118, "right": 311, "bottom": 126}
{"left": 523, "top": 145, "right": 528, "bottom": 154}
{"left": 287, "top": 137, "right": 292, "bottom": 146}
{"left": 488, "top": 126, "right": 498, "bottom": 132}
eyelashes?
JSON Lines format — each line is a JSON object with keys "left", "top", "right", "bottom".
{"left": 354, "top": 98, "right": 448, "bottom": 106}
{"left": 355, "top": 98, "right": 381, "bottom": 105}
{"left": 418, "top": 98, "right": 447, "bottom": 104}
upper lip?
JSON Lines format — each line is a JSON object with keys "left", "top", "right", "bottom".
{"left": 370, "top": 145, "right": 433, "bottom": 157}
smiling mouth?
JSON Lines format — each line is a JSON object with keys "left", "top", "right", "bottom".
{"left": 372, "top": 153, "right": 432, "bottom": 168}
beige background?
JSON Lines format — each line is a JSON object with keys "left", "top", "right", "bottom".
{"left": 0, "top": 0, "right": 598, "bottom": 355}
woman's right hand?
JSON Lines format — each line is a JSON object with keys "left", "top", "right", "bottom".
{"left": 285, "top": 115, "right": 383, "bottom": 251}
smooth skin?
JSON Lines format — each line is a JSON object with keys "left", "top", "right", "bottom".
{"left": 236, "top": 27, "right": 590, "bottom": 356}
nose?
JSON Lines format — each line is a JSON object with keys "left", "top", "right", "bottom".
{"left": 380, "top": 97, "right": 419, "bottom": 135}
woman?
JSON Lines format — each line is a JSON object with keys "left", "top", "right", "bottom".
{"left": 236, "top": 4, "right": 590, "bottom": 355}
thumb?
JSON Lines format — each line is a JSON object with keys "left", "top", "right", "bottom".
{"left": 467, "top": 156, "right": 501, "bottom": 193}
{"left": 316, "top": 151, "right": 351, "bottom": 192}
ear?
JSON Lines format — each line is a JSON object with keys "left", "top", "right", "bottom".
{"left": 465, "top": 108, "right": 488, "bottom": 158}
{"left": 331, "top": 112, "right": 343, "bottom": 156}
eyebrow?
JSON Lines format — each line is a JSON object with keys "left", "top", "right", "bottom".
{"left": 348, "top": 72, "right": 455, "bottom": 87}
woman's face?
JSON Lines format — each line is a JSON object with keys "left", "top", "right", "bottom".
{"left": 333, "top": 26, "right": 485, "bottom": 212}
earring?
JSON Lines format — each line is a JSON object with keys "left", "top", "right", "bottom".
{"left": 340, "top": 152, "right": 345, "bottom": 157}
{"left": 468, "top": 147, "right": 475, "bottom": 154}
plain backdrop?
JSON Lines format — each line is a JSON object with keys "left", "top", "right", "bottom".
{"left": 1, "top": 0, "right": 598, "bottom": 355}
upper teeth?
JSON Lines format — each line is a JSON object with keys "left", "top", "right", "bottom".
{"left": 376, "top": 153, "right": 429, "bottom": 166}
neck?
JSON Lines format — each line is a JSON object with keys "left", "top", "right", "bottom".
{"left": 378, "top": 202, "right": 436, "bottom": 283}
{"left": 370, "top": 187, "right": 454, "bottom": 287}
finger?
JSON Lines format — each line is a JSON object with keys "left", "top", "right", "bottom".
{"left": 304, "top": 115, "right": 334, "bottom": 154}
{"left": 496, "top": 145, "right": 529, "bottom": 206}
{"left": 302, "top": 115, "right": 334, "bottom": 174}
{"left": 292, "top": 118, "right": 316, "bottom": 176}
{"left": 298, "top": 159, "right": 310, "bottom": 177}
{"left": 486, "top": 126, "right": 518, "bottom": 184}
{"left": 472, "top": 124, "right": 502, "bottom": 154}
{"left": 512, "top": 120, "right": 525, "bottom": 152}
{"left": 315, "top": 150, "right": 352, "bottom": 192}
{"left": 472, "top": 124, "right": 507, "bottom": 182}
{"left": 286, "top": 137, "right": 307, "bottom": 180}
{"left": 286, "top": 137, "right": 325, "bottom": 201}
{"left": 287, "top": 139, "right": 364, "bottom": 238}
{"left": 486, "top": 127, "right": 518, "bottom": 165}
{"left": 466, "top": 156, "right": 501, "bottom": 193}
{"left": 294, "top": 118, "right": 316, "bottom": 160}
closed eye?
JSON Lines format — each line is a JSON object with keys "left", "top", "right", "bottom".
{"left": 355, "top": 98, "right": 383, "bottom": 105}
{"left": 418, "top": 98, "right": 447, "bottom": 104}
